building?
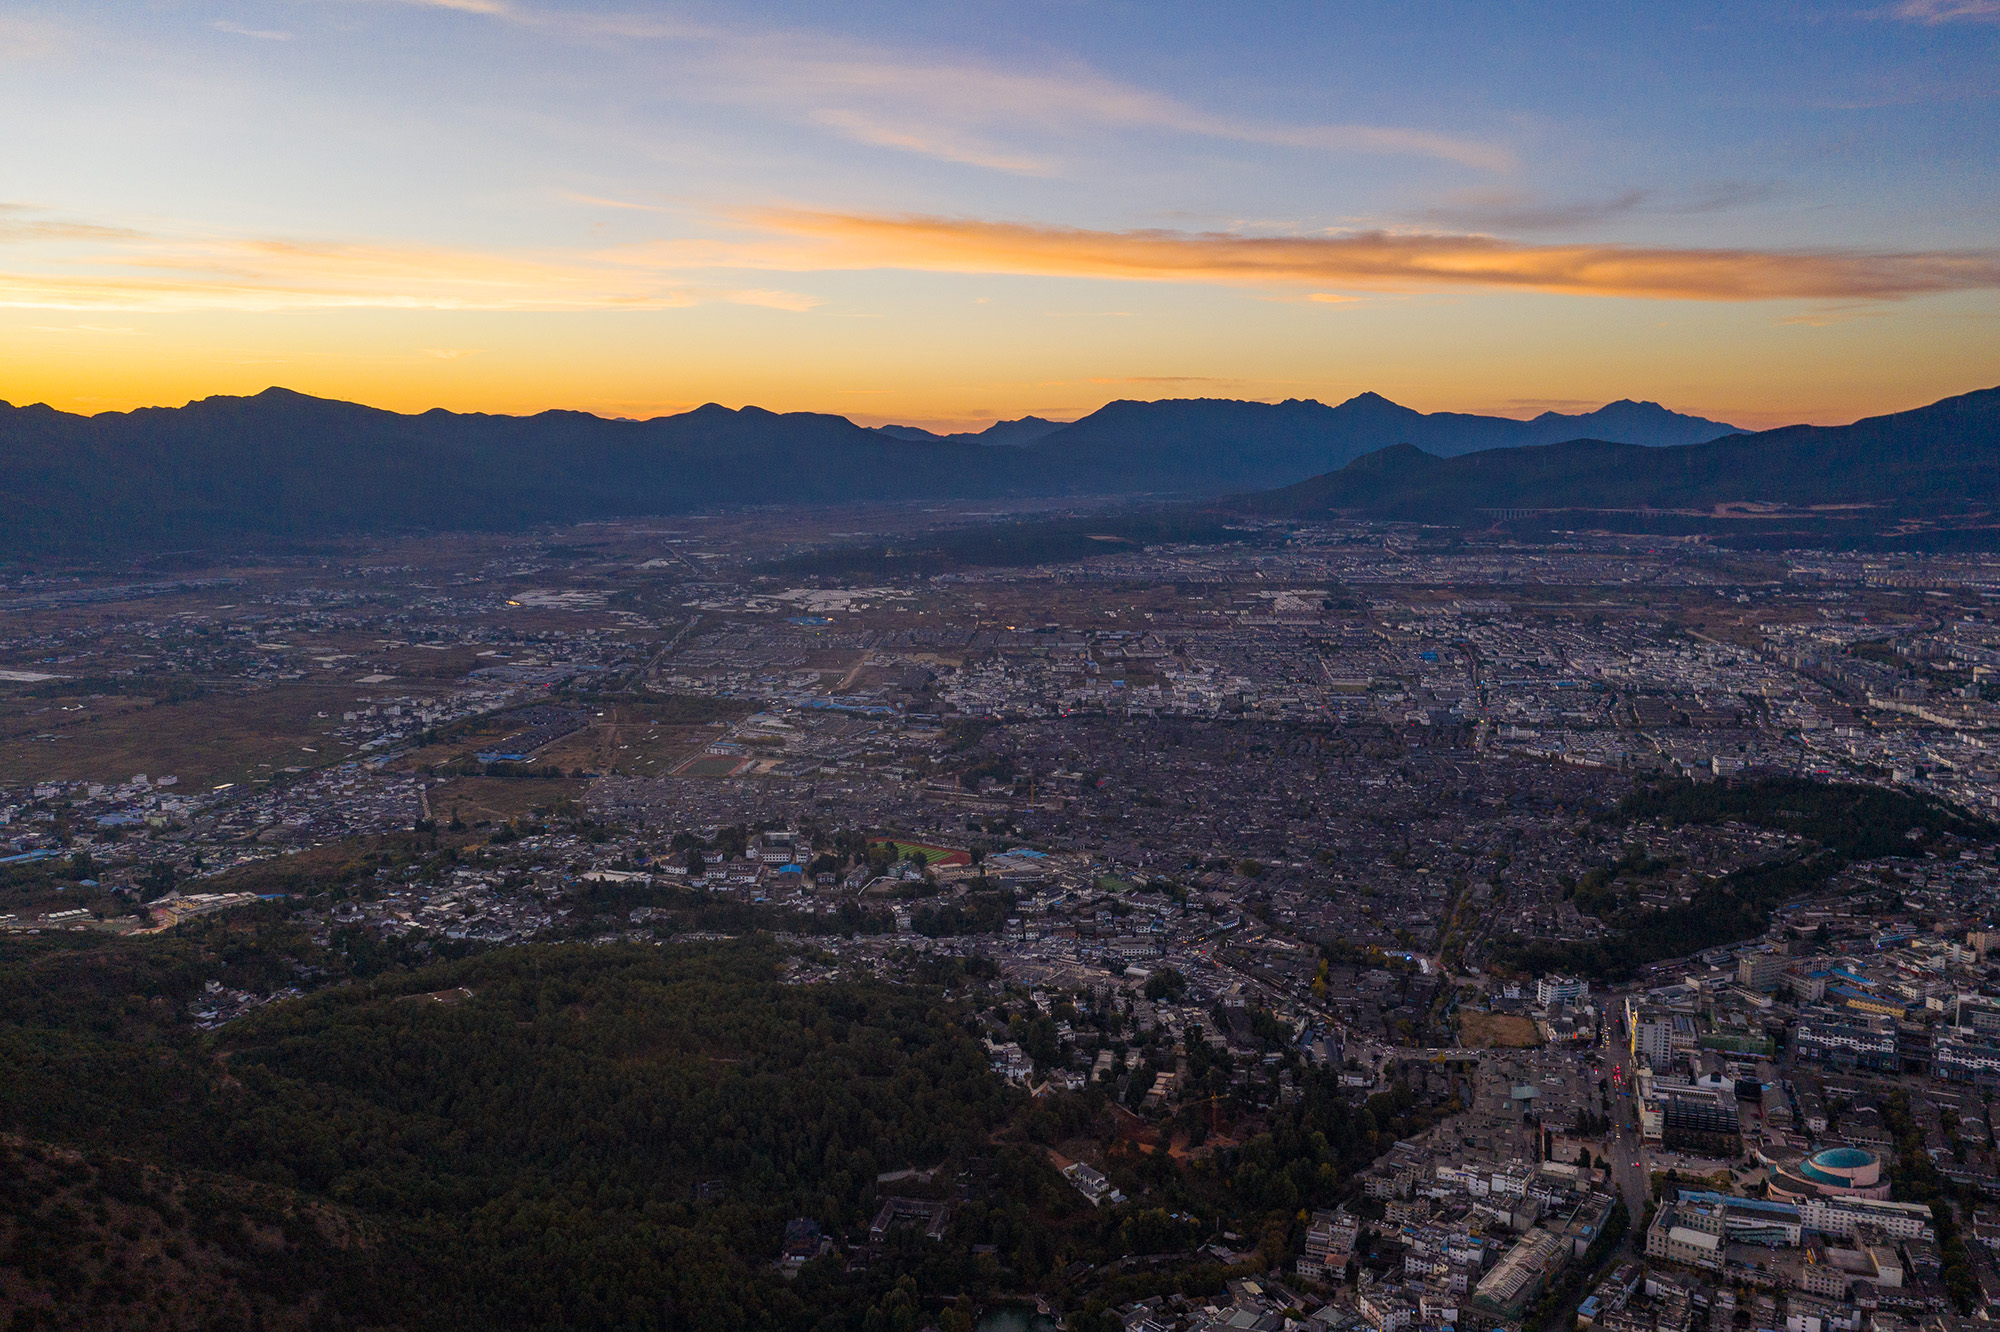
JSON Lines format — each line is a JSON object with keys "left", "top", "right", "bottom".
{"left": 1769, "top": 1148, "right": 1893, "bottom": 1204}
{"left": 1537, "top": 975, "right": 1591, "bottom": 1008}
{"left": 1471, "top": 1228, "right": 1570, "bottom": 1320}
{"left": 1739, "top": 949, "right": 1791, "bottom": 993}
{"left": 1799, "top": 1196, "right": 1936, "bottom": 1242}
{"left": 1299, "top": 1209, "right": 1359, "bottom": 1281}
{"left": 1646, "top": 1202, "right": 1726, "bottom": 1271}
{"left": 1935, "top": 1032, "right": 2000, "bottom": 1085}
{"left": 1793, "top": 1011, "right": 1899, "bottom": 1072}
{"left": 1662, "top": 1094, "right": 1742, "bottom": 1157}
{"left": 1673, "top": 1191, "right": 1804, "bottom": 1246}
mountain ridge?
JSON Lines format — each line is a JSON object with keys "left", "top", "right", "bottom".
{"left": 4, "top": 382, "right": 1977, "bottom": 558}
{"left": 1234, "top": 385, "right": 2000, "bottom": 535}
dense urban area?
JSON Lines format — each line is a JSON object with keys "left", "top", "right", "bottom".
{"left": 10, "top": 507, "right": 2000, "bottom": 1332}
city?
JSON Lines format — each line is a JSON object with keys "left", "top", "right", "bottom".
{"left": 7, "top": 510, "right": 2000, "bottom": 1330}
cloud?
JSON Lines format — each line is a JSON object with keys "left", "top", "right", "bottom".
{"left": 0, "top": 207, "right": 144, "bottom": 243}
{"left": 213, "top": 20, "right": 294, "bottom": 40}
{"left": 679, "top": 208, "right": 2000, "bottom": 302}
{"left": 329, "top": 1, "right": 1509, "bottom": 171}
{"left": 1413, "top": 183, "right": 1773, "bottom": 233}
{"left": 15, "top": 202, "right": 1992, "bottom": 316}
{"left": 762, "top": 50, "right": 1511, "bottom": 170}
{"left": 561, "top": 192, "right": 678, "bottom": 213}
{"left": 721, "top": 288, "right": 822, "bottom": 312}
{"left": 1773, "top": 306, "right": 1890, "bottom": 326}
{"left": 809, "top": 109, "right": 1054, "bottom": 176}
{"left": 0, "top": 208, "right": 704, "bottom": 312}
{"left": 0, "top": 16, "right": 66, "bottom": 60}
{"left": 1888, "top": 0, "right": 2000, "bottom": 21}
{"left": 28, "top": 323, "right": 140, "bottom": 335}
{"left": 376, "top": 0, "right": 519, "bottom": 14}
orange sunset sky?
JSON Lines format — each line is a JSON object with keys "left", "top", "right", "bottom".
{"left": 3, "top": 1, "right": 1997, "bottom": 433}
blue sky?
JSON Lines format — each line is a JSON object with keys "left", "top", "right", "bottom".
{"left": 2, "top": 0, "right": 1995, "bottom": 427}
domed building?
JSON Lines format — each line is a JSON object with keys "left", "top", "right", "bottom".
{"left": 1767, "top": 1146, "right": 1890, "bottom": 1202}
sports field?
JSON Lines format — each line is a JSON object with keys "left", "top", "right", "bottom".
{"left": 869, "top": 838, "right": 972, "bottom": 866}
{"left": 673, "top": 754, "right": 752, "bottom": 778}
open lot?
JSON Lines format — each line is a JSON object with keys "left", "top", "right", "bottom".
{"left": 0, "top": 683, "right": 372, "bottom": 790}
{"left": 1458, "top": 1011, "right": 1543, "bottom": 1048}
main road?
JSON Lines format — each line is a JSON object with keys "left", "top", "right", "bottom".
{"left": 1603, "top": 1015, "right": 1652, "bottom": 1225}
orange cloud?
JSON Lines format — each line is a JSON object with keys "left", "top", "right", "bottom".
{"left": 706, "top": 210, "right": 2000, "bottom": 302}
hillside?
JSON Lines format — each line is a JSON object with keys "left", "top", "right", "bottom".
{"left": 0, "top": 937, "right": 1021, "bottom": 1331}
{"left": 1237, "top": 385, "right": 2000, "bottom": 541}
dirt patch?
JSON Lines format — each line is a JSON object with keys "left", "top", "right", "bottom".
{"left": 1458, "top": 1011, "right": 1543, "bottom": 1048}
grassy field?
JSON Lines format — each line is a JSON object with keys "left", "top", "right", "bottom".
{"left": 427, "top": 775, "right": 588, "bottom": 826}
{"left": 399, "top": 698, "right": 733, "bottom": 779}
{"left": 0, "top": 684, "right": 374, "bottom": 790}
{"left": 1457, "top": 1011, "right": 1544, "bottom": 1048}
{"left": 672, "top": 754, "right": 751, "bottom": 777}
{"left": 870, "top": 839, "right": 971, "bottom": 866}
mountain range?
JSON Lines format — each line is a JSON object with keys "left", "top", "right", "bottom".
{"left": 871, "top": 416, "right": 1068, "bottom": 446}
{"left": 3, "top": 382, "right": 1979, "bottom": 558}
{"left": 1237, "top": 385, "right": 2000, "bottom": 537}
{"left": 870, "top": 396, "right": 1736, "bottom": 456}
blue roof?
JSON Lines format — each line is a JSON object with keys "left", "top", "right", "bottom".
{"left": 1677, "top": 1190, "right": 1799, "bottom": 1218}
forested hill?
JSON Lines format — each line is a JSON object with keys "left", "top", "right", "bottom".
{"left": 0, "top": 939, "right": 1018, "bottom": 1330}
{"left": 1235, "top": 384, "right": 2000, "bottom": 527}
{"left": 0, "top": 931, "right": 1445, "bottom": 1331}
{"left": 1, "top": 386, "right": 1739, "bottom": 556}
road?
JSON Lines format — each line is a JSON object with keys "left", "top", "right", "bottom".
{"left": 1603, "top": 1018, "right": 1652, "bottom": 1225}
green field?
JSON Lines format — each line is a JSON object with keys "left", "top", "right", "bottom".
{"left": 870, "top": 839, "right": 970, "bottom": 866}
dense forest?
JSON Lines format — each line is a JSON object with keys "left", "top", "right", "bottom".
{"left": 1495, "top": 776, "right": 1996, "bottom": 980}
{"left": 0, "top": 931, "right": 1441, "bottom": 1330}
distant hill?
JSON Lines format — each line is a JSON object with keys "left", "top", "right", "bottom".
{"left": 1236, "top": 386, "right": 2000, "bottom": 536}
{"left": 0, "top": 388, "right": 1017, "bottom": 556}
{"left": 1008, "top": 393, "right": 1742, "bottom": 493}
{"left": 0, "top": 384, "right": 1761, "bottom": 556}
{"left": 872, "top": 415, "right": 1068, "bottom": 446}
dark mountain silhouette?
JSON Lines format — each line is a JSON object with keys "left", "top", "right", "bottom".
{"left": 0, "top": 387, "right": 1018, "bottom": 556}
{"left": 1007, "top": 394, "right": 1741, "bottom": 492}
{"left": 872, "top": 415, "right": 1068, "bottom": 446}
{"left": 1236, "top": 385, "right": 2000, "bottom": 527}
{"left": 0, "top": 383, "right": 1783, "bottom": 557}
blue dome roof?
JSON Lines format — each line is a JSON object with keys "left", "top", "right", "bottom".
{"left": 1796, "top": 1147, "right": 1877, "bottom": 1185}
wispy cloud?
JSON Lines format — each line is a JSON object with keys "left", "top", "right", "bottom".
{"left": 722, "top": 288, "right": 822, "bottom": 312}
{"left": 375, "top": 0, "right": 519, "bottom": 14}
{"left": 808, "top": 110, "right": 1054, "bottom": 176}
{"left": 1774, "top": 306, "right": 1890, "bottom": 326}
{"left": 213, "top": 20, "right": 294, "bottom": 40}
{"left": 329, "top": 0, "right": 1510, "bottom": 172}
{"left": 0, "top": 15, "right": 67, "bottom": 60}
{"left": 0, "top": 207, "right": 695, "bottom": 312}
{"left": 1886, "top": 0, "right": 2000, "bottom": 22}
{"left": 15, "top": 203, "right": 1992, "bottom": 314}
{"left": 1412, "top": 183, "right": 1772, "bottom": 233}
{"left": 653, "top": 209, "right": 2000, "bottom": 302}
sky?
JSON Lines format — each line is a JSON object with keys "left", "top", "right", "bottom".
{"left": 1, "top": 1, "right": 1997, "bottom": 431}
